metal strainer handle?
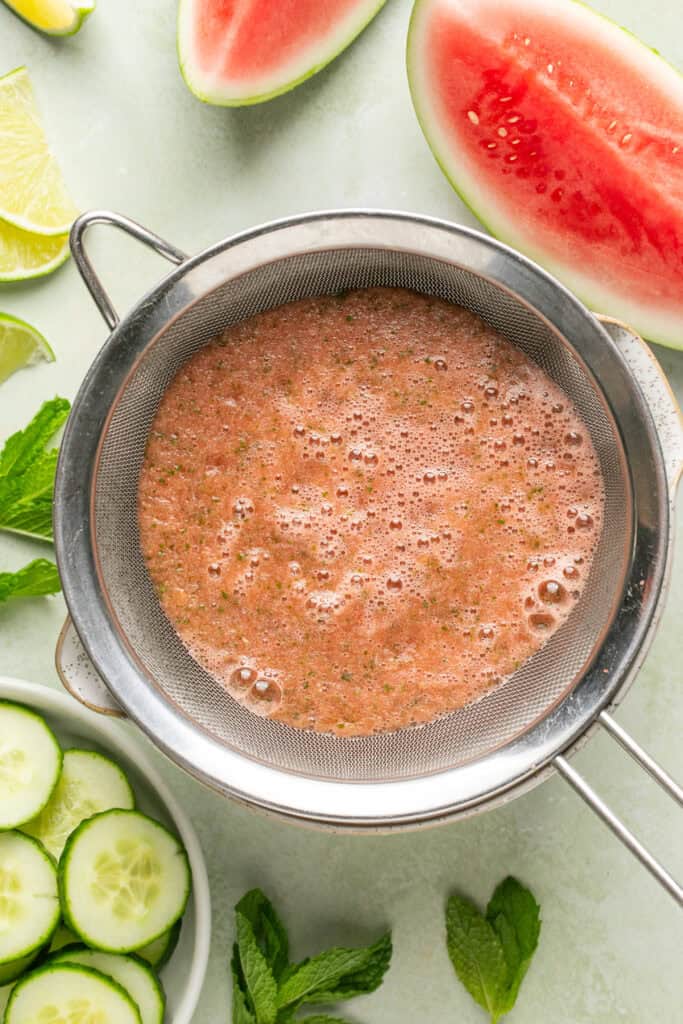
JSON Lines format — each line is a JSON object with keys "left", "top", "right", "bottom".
{"left": 69, "top": 210, "right": 189, "bottom": 330}
{"left": 555, "top": 716, "right": 683, "bottom": 906}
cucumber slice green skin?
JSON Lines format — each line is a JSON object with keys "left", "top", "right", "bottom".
{"left": 49, "top": 945, "right": 165, "bottom": 1024}
{"left": 0, "top": 701, "right": 62, "bottom": 831}
{"left": 0, "top": 831, "right": 60, "bottom": 965}
{"left": 5, "top": 962, "right": 142, "bottom": 1024}
{"left": 0, "top": 983, "right": 10, "bottom": 1019}
{"left": 0, "top": 948, "right": 40, "bottom": 986}
{"left": 49, "top": 921, "right": 183, "bottom": 970}
{"left": 59, "top": 809, "right": 191, "bottom": 953}
{"left": 22, "top": 748, "right": 135, "bottom": 860}
{"left": 49, "top": 920, "right": 182, "bottom": 970}
{"left": 136, "top": 918, "right": 182, "bottom": 971}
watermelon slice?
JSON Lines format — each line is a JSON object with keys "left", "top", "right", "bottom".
{"left": 178, "top": 0, "right": 388, "bottom": 106}
{"left": 407, "top": 0, "right": 683, "bottom": 349}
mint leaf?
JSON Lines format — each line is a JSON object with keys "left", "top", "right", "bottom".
{"left": 446, "top": 894, "right": 508, "bottom": 1022}
{"left": 446, "top": 879, "right": 541, "bottom": 1023}
{"left": 0, "top": 451, "right": 58, "bottom": 539}
{"left": 278, "top": 961, "right": 304, "bottom": 988}
{"left": 0, "top": 397, "right": 70, "bottom": 478}
{"left": 232, "top": 945, "right": 257, "bottom": 1024}
{"left": 273, "top": 1010, "right": 297, "bottom": 1024}
{"left": 299, "top": 932, "right": 392, "bottom": 1004}
{"left": 0, "top": 559, "right": 61, "bottom": 603}
{"left": 486, "top": 877, "right": 541, "bottom": 1014}
{"left": 296, "top": 1017, "right": 356, "bottom": 1023}
{"left": 235, "top": 910, "right": 278, "bottom": 1024}
{"left": 276, "top": 948, "right": 370, "bottom": 1009}
{"left": 0, "top": 398, "right": 70, "bottom": 541}
{"left": 277, "top": 935, "right": 390, "bottom": 1011}
{"left": 236, "top": 889, "right": 289, "bottom": 980}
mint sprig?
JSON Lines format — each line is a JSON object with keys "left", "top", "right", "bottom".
{"left": 0, "top": 397, "right": 70, "bottom": 541}
{"left": 236, "top": 909, "right": 279, "bottom": 1024}
{"left": 231, "top": 889, "right": 391, "bottom": 1024}
{"left": 0, "top": 557, "right": 60, "bottom": 602}
{"left": 446, "top": 877, "right": 541, "bottom": 1023}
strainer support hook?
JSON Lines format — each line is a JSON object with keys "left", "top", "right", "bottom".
{"left": 555, "top": 710, "right": 683, "bottom": 906}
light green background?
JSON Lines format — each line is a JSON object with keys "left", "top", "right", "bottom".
{"left": 1, "top": 1, "right": 682, "bottom": 1021}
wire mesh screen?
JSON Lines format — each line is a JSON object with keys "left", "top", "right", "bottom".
{"left": 93, "top": 249, "right": 631, "bottom": 780}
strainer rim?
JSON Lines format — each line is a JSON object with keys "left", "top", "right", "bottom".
{"left": 54, "top": 209, "right": 670, "bottom": 825}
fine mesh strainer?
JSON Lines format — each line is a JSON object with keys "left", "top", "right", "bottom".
{"left": 54, "top": 210, "right": 683, "bottom": 903}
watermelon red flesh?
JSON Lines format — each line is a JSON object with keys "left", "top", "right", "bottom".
{"left": 179, "top": 0, "right": 387, "bottom": 106}
{"left": 408, "top": 0, "right": 683, "bottom": 348}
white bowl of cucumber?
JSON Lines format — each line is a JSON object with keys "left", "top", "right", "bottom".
{"left": 0, "top": 677, "right": 211, "bottom": 1024}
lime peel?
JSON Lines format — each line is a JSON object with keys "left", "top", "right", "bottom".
{"left": 0, "top": 312, "right": 54, "bottom": 385}
{"left": 1, "top": 0, "right": 94, "bottom": 37}
{"left": 0, "top": 218, "right": 70, "bottom": 282}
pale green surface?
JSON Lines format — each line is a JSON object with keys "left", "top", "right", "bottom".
{"left": 0, "top": 1, "right": 682, "bottom": 1021}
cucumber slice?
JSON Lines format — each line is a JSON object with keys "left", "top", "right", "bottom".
{"left": 0, "top": 702, "right": 62, "bottom": 830}
{"left": 5, "top": 963, "right": 141, "bottom": 1024}
{"left": 0, "top": 948, "right": 40, "bottom": 986}
{"left": 50, "top": 946, "right": 165, "bottom": 1024}
{"left": 0, "top": 832, "right": 59, "bottom": 965}
{"left": 59, "top": 810, "right": 191, "bottom": 952}
{"left": 23, "top": 749, "right": 135, "bottom": 859}
{"left": 136, "top": 919, "right": 181, "bottom": 970}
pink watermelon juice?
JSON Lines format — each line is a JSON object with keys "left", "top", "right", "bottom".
{"left": 139, "top": 288, "right": 604, "bottom": 736}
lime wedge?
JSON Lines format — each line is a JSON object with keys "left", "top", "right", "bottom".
{"left": 0, "top": 312, "right": 54, "bottom": 384}
{"left": 1, "top": 0, "right": 94, "bottom": 35}
{"left": 0, "top": 218, "right": 69, "bottom": 281}
{"left": 0, "top": 66, "right": 79, "bottom": 235}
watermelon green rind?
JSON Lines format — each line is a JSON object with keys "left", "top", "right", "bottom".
{"left": 177, "top": 0, "right": 388, "bottom": 107}
{"left": 407, "top": 0, "right": 683, "bottom": 350}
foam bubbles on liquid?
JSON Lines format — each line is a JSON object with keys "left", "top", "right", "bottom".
{"left": 139, "top": 287, "right": 605, "bottom": 736}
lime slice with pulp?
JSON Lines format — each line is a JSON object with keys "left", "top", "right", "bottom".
{"left": 0, "top": 218, "right": 69, "bottom": 282}
{"left": 1, "top": 0, "right": 94, "bottom": 36}
{"left": 0, "top": 66, "right": 79, "bottom": 235}
{"left": 0, "top": 312, "right": 54, "bottom": 384}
